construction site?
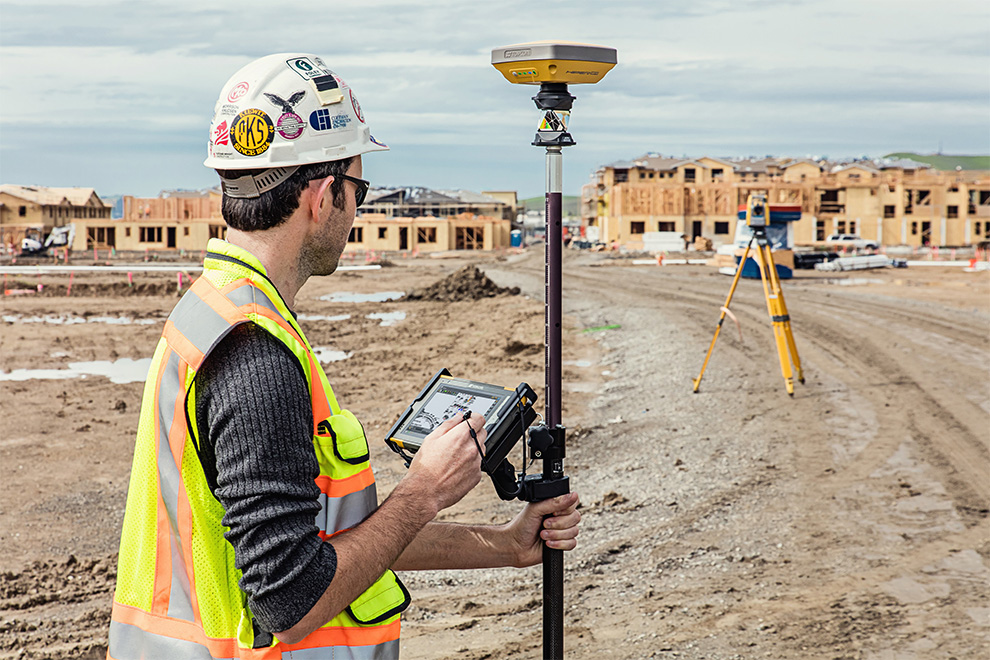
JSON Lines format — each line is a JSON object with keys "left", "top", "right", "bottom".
{"left": 581, "top": 154, "right": 990, "bottom": 250}
{"left": 1, "top": 242, "right": 987, "bottom": 658}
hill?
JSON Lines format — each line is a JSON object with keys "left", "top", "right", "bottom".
{"left": 883, "top": 152, "right": 990, "bottom": 171}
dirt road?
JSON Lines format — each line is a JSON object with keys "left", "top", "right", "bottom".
{"left": 1, "top": 249, "right": 988, "bottom": 659}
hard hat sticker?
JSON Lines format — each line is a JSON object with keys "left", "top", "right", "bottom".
{"left": 264, "top": 90, "right": 306, "bottom": 112}
{"left": 276, "top": 113, "right": 305, "bottom": 140}
{"left": 309, "top": 109, "right": 352, "bottom": 131}
{"left": 213, "top": 120, "right": 230, "bottom": 147}
{"left": 369, "top": 135, "right": 388, "bottom": 148}
{"left": 350, "top": 90, "right": 365, "bottom": 123}
{"left": 287, "top": 57, "right": 329, "bottom": 80}
{"left": 227, "top": 81, "right": 250, "bottom": 103}
{"left": 265, "top": 91, "right": 308, "bottom": 140}
{"left": 230, "top": 109, "right": 274, "bottom": 157}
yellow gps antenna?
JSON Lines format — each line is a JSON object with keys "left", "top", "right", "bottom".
{"left": 492, "top": 40, "right": 616, "bottom": 660}
{"left": 692, "top": 193, "right": 806, "bottom": 396}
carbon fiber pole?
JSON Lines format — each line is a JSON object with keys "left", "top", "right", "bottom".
{"left": 543, "top": 145, "right": 565, "bottom": 659}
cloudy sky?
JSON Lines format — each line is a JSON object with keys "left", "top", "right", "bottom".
{"left": 1, "top": 0, "right": 987, "bottom": 199}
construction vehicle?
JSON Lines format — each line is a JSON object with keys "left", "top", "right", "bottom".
{"left": 20, "top": 225, "right": 75, "bottom": 255}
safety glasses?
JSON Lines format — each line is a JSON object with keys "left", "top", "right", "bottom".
{"left": 338, "top": 174, "right": 370, "bottom": 208}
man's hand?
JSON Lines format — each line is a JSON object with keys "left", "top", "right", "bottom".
{"left": 504, "top": 493, "right": 581, "bottom": 568}
{"left": 405, "top": 414, "right": 487, "bottom": 515}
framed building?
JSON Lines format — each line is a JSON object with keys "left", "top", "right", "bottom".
{"left": 583, "top": 155, "right": 990, "bottom": 250}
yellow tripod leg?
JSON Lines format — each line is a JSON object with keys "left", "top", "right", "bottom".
{"left": 692, "top": 238, "right": 753, "bottom": 392}
{"left": 764, "top": 249, "right": 804, "bottom": 385}
{"left": 755, "top": 242, "right": 795, "bottom": 395}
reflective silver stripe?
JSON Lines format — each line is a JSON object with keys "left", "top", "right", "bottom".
{"left": 282, "top": 639, "right": 399, "bottom": 660}
{"left": 226, "top": 282, "right": 281, "bottom": 316}
{"left": 167, "top": 521, "right": 195, "bottom": 621}
{"left": 314, "top": 483, "right": 378, "bottom": 534}
{"left": 108, "top": 619, "right": 233, "bottom": 660}
{"left": 156, "top": 350, "right": 196, "bottom": 622}
{"left": 169, "top": 287, "right": 237, "bottom": 358}
{"left": 157, "top": 351, "right": 182, "bottom": 528}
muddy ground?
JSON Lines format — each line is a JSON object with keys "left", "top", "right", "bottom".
{"left": 0, "top": 249, "right": 988, "bottom": 659}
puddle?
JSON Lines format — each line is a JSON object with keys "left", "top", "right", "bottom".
{"left": 311, "top": 347, "right": 352, "bottom": 363}
{"left": 563, "top": 360, "right": 593, "bottom": 368}
{"left": 2, "top": 314, "right": 159, "bottom": 325}
{"left": 367, "top": 311, "right": 406, "bottom": 327}
{"left": 319, "top": 292, "right": 404, "bottom": 303}
{"left": 0, "top": 358, "right": 153, "bottom": 384}
{"left": 821, "top": 278, "right": 885, "bottom": 286}
{"left": 297, "top": 314, "right": 352, "bottom": 322}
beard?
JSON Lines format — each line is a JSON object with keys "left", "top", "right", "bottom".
{"left": 301, "top": 204, "right": 349, "bottom": 277}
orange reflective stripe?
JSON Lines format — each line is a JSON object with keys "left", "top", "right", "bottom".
{"left": 247, "top": 305, "right": 306, "bottom": 344}
{"left": 309, "top": 369, "right": 334, "bottom": 423}
{"left": 162, "top": 319, "right": 205, "bottom": 369}
{"left": 112, "top": 601, "right": 399, "bottom": 656}
{"left": 195, "top": 279, "right": 251, "bottom": 328}
{"left": 285, "top": 619, "right": 401, "bottom": 650}
{"left": 151, "top": 502, "right": 173, "bottom": 615}
{"left": 151, "top": 355, "right": 173, "bottom": 616}
{"left": 315, "top": 467, "right": 375, "bottom": 497}
{"left": 111, "top": 601, "right": 238, "bottom": 658}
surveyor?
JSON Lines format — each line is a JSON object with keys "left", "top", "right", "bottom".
{"left": 107, "top": 53, "right": 581, "bottom": 659}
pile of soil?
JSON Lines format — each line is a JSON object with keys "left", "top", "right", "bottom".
{"left": 404, "top": 265, "right": 520, "bottom": 302}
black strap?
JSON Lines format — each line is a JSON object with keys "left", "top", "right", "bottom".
{"left": 462, "top": 411, "right": 485, "bottom": 462}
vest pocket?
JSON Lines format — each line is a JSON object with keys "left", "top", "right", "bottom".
{"left": 346, "top": 570, "right": 411, "bottom": 625}
{"left": 315, "top": 409, "right": 370, "bottom": 465}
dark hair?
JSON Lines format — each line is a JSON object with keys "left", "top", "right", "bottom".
{"left": 219, "top": 157, "right": 353, "bottom": 231}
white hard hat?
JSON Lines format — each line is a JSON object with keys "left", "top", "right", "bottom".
{"left": 204, "top": 53, "right": 388, "bottom": 197}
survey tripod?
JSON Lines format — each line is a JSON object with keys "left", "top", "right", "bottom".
{"left": 692, "top": 194, "right": 805, "bottom": 396}
{"left": 492, "top": 42, "right": 616, "bottom": 659}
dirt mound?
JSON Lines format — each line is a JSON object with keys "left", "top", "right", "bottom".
{"left": 405, "top": 265, "right": 519, "bottom": 302}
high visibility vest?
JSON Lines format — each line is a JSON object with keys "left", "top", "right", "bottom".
{"left": 108, "top": 239, "right": 409, "bottom": 660}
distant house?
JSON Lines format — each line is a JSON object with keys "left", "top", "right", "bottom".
{"left": 0, "top": 184, "right": 111, "bottom": 250}
{"left": 31, "top": 187, "right": 226, "bottom": 254}
{"left": 90, "top": 188, "right": 225, "bottom": 252}
{"left": 349, "top": 187, "right": 516, "bottom": 252}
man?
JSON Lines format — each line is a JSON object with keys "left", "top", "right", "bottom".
{"left": 107, "top": 53, "right": 580, "bottom": 659}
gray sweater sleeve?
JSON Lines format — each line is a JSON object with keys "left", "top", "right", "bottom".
{"left": 195, "top": 322, "right": 337, "bottom": 634}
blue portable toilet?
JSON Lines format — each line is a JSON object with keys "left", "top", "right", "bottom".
{"left": 510, "top": 229, "right": 523, "bottom": 248}
{"left": 733, "top": 204, "right": 800, "bottom": 279}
